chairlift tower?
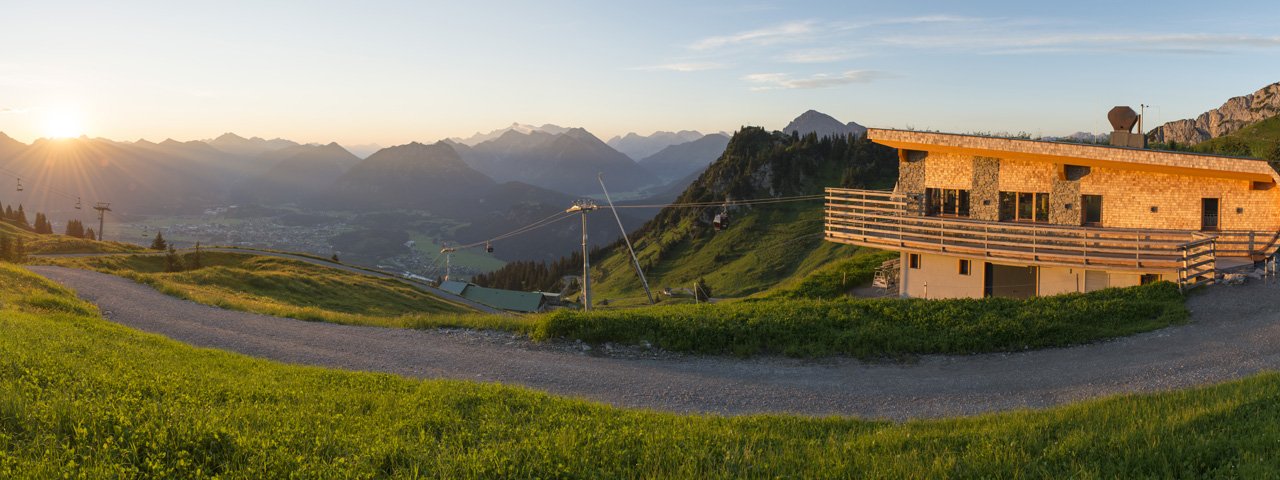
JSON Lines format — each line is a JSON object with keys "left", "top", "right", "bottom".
{"left": 566, "top": 200, "right": 598, "bottom": 310}
{"left": 93, "top": 202, "right": 111, "bottom": 241}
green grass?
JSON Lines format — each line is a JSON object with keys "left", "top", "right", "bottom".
{"left": 536, "top": 282, "right": 1188, "bottom": 358}
{"left": 39, "top": 252, "right": 492, "bottom": 329}
{"left": 1, "top": 263, "right": 1279, "bottom": 477}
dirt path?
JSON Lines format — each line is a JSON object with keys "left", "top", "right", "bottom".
{"left": 29, "top": 265, "right": 1280, "bottom": 420}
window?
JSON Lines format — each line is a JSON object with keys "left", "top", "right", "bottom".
{"left": 958, "top": 259, "right": 971, "bottom": 276}
{"left": 1082, "top": 195, "right": 1102, "bottom": 226}
{"left": 925, "top": 188, "right": 970, "bottom": 217}
{"left": 1140, "top": 274, "right": 1161, "bottom": 285}
{"left": 999, "top": 191, "right": 1049, "bottom": 222}
{"left": 908, "top": 253, "right": 921, "bottom": 269}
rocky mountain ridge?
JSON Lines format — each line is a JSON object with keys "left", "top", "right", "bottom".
{"left": 1148, "top": 81, "right": 1280, "bottom": 145}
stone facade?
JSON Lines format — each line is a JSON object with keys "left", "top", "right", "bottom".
{"left": 898, "top": 150, "right": 927, "bottom": 214}
{"left": 970, "top": 156, "right": 1000, "bottom": 221}
{"left": 1049, "top": 174, "right": 1081, "bottom": 225}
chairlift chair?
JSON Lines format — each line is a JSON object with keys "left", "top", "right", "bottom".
{"left": 75, "top": 197, "right": 82, "bottom": 210}
{"left": 485, "top": 242, "right": 494, "bottom": 253}
{"left": 16, "top": 178, "right": 22, "bottom": 192}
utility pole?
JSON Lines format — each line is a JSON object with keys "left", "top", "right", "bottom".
{"left": 93, "top": 202, "right": 111, "bottom": 241}
{"left": 439, "top": 246, "right": 456, "bottom": 282}
{"left": 566, "top": 200, "right": 597, "bottom": 310}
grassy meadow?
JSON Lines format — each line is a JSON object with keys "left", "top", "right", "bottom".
{"left": 0, "top": 262, "right": 1276, "bottom": 477}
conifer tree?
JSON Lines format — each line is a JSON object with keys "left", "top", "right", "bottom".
{"left": 0, "top": 234, "right": 11, "bottom": 262}
{"left": 11, "top": 237, "right": 24, "bottom": 263}
{"left": 15, "top": 204, "right": 28, "bottom": 228}
{"left": 190, "top": 241, "right": 203, "bottom": 269}
{"left": 85, "top": 228, "right": 96, "bottom": 241}
{"left": 165, "top": 245, "right": 184, "bottom": 272}
{"left": 151, "top": 231, "right": 168, "bottom": 251}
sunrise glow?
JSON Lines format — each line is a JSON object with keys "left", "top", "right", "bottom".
{"left": 42, "top": 108, "right": 85, "bottom": 139}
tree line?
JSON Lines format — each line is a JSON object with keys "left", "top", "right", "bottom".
{"left": 0, "top": 200, "right": 96, "bottom": 239}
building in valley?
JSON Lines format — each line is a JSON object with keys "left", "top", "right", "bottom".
{"left": 825, "top": 108, "right": 1280, "bottom": 298}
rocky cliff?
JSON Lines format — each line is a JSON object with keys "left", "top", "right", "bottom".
{"left": 1148, "top": 81, "right": 1280, "bottom": 145}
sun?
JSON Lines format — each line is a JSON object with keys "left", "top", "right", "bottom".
{"left": 43, "top": 108, "right": 85, "bottom": 139}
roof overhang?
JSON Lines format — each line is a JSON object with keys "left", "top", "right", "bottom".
{"left": 872, "top": 129, "right": 1278, "bottom": 184}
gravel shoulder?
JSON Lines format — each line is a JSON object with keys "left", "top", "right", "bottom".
{"left": 28, "top": 265, "right": 1280, "bottom": 420}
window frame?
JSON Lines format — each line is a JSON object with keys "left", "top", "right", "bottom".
{"left": 958, "top": 259, "right": 971, "bottom": 276}
{"left": 925, "top": 187, "right": 971, "bottom": 217}
{"left": 999, "top": 191, "right": 1051, "bottom": 223}
{"left": 908, "top": 253, "right": 921, "bottom": 269}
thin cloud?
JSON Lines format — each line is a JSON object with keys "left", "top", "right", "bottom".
{"left": 629, "top": 62, "right": 726, "bottom": 72}
{"left": 690, "top": 20, "right": 817, "bottom": 50}
{"left": 744, "top": 70, "right": 888, "bottom": 90}
{"left": 881, "top": 31, "right": 1280, "bottom": 54}
{"left": 778, "top": 48, "right": 865, "bottom": 63}
{"left": 0, "top": 107, "right": 31, "bottom": 114}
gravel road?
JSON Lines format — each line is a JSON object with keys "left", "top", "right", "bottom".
{"left": 28, "top": 265, "right": 1280, "bottom": 420}
{"left": 34, "top": 248, "right": 502, "bottom": 314}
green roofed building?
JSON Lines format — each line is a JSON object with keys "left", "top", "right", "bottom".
{"left": 438, "top": 280, "right": 550, "bottom": 313}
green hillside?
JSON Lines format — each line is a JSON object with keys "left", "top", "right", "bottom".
{"left": 589, "top": 127, "right": 898, "bottom": 302}
{"left": 0, "top": 219, "right": 144, "bottom": 255}
{"left": 2, "top": 263, "right": 1279, "bottom": 477}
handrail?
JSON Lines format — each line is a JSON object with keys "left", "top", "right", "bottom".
{"left": 825, "top": 188, "right": 1275, "bottom": 283}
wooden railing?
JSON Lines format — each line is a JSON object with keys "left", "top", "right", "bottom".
{"left": 825, "top": 188, "right": 1279, "bottom": 285}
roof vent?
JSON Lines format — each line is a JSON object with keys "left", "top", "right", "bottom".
{"left": 1107, "top": 106, "right": 1146, "bottom": 148}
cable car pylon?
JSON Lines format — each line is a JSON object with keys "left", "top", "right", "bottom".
{"left": 598, "top": 173, "right": 654, "bottom": 305}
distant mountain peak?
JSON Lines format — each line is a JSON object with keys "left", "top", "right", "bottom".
{"left": 214, "top": 132, "right": 248, "bottom": 142}
{"left": 783, "top": 109, "right": 867, "bottom": 139}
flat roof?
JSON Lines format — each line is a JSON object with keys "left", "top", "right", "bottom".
{"left": 869, "top": 128, "right": 1278, "bottom": 184}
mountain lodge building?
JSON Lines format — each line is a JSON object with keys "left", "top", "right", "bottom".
{"left": 825, "top": 119, "right": 1280, "bottom": 299}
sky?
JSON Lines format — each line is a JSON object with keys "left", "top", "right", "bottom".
{"left": 1, "top": 0, "right": 1278, "bottom": 146}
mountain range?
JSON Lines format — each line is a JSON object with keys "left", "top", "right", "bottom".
{"left": 0, "top": 109, "right": 866, "bottom": 268}
{"left": 607, "top": 130, "right": 706, "bottom": 160}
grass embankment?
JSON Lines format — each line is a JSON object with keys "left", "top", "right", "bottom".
{"left": 39, "top": 252, "right": 506, "bottom": 329}
{"left": 766, "top": 249, "right": 898, "bottom": 299}
{"left": 0, "top": 263, "right": 1276, "bottom": 477}
{"left": 0, "top": 220, "right": 144, "bottom": 255}
{"left": 537, "top": 282, "right": 1188, "bottom": 358}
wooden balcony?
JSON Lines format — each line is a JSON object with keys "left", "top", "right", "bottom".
{"left": 825, "top": 188, "right": 1280, "bottom": 288}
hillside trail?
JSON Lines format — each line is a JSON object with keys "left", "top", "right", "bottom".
{"left": 28, "top": 265, "right": 1280, "bottom": 420}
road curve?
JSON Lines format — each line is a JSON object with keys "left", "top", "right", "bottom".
{"left": 28, "top": 265, "right": 1280, "bottom": 420}
{"left": 33, "top": 247, "right": 502, "bottom": 314}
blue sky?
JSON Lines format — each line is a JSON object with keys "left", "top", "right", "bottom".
{"left": 1, "top": 0, "right": 1278, "bottom": 145}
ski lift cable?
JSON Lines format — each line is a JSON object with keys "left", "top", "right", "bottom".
{"left": 0, "top": 165, "right": 85, "bottom": 202}
{"left": 451, "top": 193, "right": 828, "bottom": 250}
{"left": 610, "top": 194, "right": 826, "bottom": 209}
{"left": 454, "top": 211, "right": 578, "bottom": 250}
